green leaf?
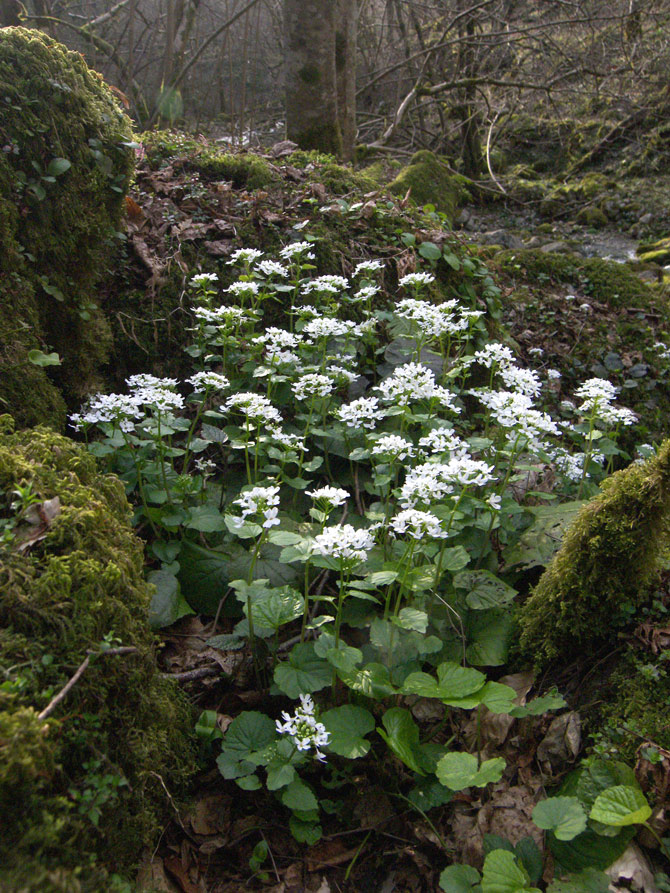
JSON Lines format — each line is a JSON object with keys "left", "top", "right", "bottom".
{"left": 436, "top": 752, "right": 505, "bottom": 791}
{"left": 236, "top": 774, "right": 262, "bottom": 790}
{"left": 481, "top": 849, "right": 540, "bottom": 893}
{"left": 443, "top": 252, "right": 461, "bottom": 271}
{"left": 408, "top": 777, "right": 453, "bottom": 813}
{"left": 47, "top": 157, "right": 71, "bottom": 177}
{"left": 511, "top": 691, "right": 566, "bottom": 718}
{"left": 27, "top": 349, "right": 61, "bottom": 367}
{"left": 321, "top": 705, "right": 375, "bottom": 758}
{"left": 338, "top": 661, "right": 397, "bottom": 699}
{"left": 589, "top": 786, "right": 651, "bottom": 827}
{"left": 550, "top": 827, "right": 634, "bottom": 874}
{"left": 439, "top": 864, "right": 481, "bottom": 892}
{"left": 148, "top": 569, "right": 193, "bottom": 629}
{"left": 248, "top": 586, "right": 303, "bottom": 630}
{"left": 281, "top": 779, "right": 318, "bottom": 812}
{"left": 177, "top": 541, "right": 237, "bottom": 615}
{"left": 267, "top": 530, "right": 304, "bottom": 546}
{"left": 402, "top": 661, "right": 486, "bottom": 704}
{"left": 455, "top": 570, "right": 518, "bottom": 611}
{"left": 377, "top": 707, "right": 427, "bottom": 775}
{"left": 466, "top": 609, "right": 514, "bottom": 666}
{"left": 514, "top": 838, "right": 543, "bottom": 885}
{"left": 392, "top": 607, "right": 428, "bottom": 633}
{"left": 503, "top": 502, "right": 584, "bottom": 571}
{"left": 289, "top": 816, "right": 322, "bottom": 844}
{"left": 532, "top": 797, "right": 587, "bottom": 841}
{"left": 546, "top": 868, "right": 610, "bottom": 893}
{"left": 478, "top": 682, "right": 517, "bottom": 714}
{"left": 185, "top": 504, "right": 226, "bottom": 532}
{"left": 418, "top": 241, "right": 442, "bottom": 260}
{"left": 439, "top": 546, "right": 471, "bottom": 574}
{"left": 217, "top": 712, "right": 276, "bottom": 780}
{"left": 274, "top": 643, "right": 331, "bottom": 697}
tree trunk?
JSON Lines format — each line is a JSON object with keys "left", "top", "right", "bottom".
{"left": 335, "top": 0, "right": 358, "bottom": 161}
{"left": 457, "top": 4, "right": 484, "bottom": 177}
{"left": 0, "top": 0, "right": 21, "bottom": 26}
{"left": 284, "top": 0, "right": 342, "bottom": 156}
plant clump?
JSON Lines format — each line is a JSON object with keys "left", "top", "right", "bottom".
{"left": 0, "top": 27, "right": 134, "bottom": 428}
{"left": 517, "top": 441, "right": 670, "bottom": 667}
{"left": 0, "top": 417, "right": 196, "bottom": 891}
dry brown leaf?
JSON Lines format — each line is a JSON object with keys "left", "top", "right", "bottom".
{"left": 16, "top": 496, "right": 61, "bottom": 552}
{"left": 136, "top": 852, "right": 181, "bottom": 892}
{"left": 189, "top": 793, "right": 230, "bottom": 836}
{"left": 305, "top": 839, "right": 354, "bottom": 871}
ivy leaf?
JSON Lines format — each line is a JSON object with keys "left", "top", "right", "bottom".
{"left": 481, "top": 849, "right": 540, "bottom": 893}
{"left": 217, "top": 712, "right": 276, "bottom": 780}
{"left": 436, "top": 752, "right": 505, "bottom": 791}
{"left": 274, "top": 643, "right": 331, "bottom": 697}
{"left": 589, "top": 786, "right": 652, "bottom": 827}
{"left": 439, "top": 864, "right": 481, "bottom": 892}
{"left": 377, "top": 707, "right": 427, "bottom": 775}
{"left": 532, "top": 797, "right": 587, "bottom": 841}
{"left": 321, "top": 705, "right": 375, "bottom": 758}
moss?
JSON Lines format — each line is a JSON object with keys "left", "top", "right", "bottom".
{"left": 496, "top": 248, "right": 652, "bottom": 308}
{"left": 576, "top": 206, "right": 608, "bottom": 228}
{"left": 388, "top": 151, "right": 468, "bottom": 222}
{"left": 0, "top": 27, "right": 134, "bottom": 427}
{"left": 637, "top": 236, "right": 670, "bottom": 266}
{"left": 294, "top": 120, "right": 343, "bottom": 157}
{"left": 0, "top": 420, "right": 196, "bottom": 889}
{"left": 517, "top": 442, "right": 670, "bottom": 667}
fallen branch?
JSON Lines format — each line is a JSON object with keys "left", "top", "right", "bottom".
{"left": 38, "top": 646, "right": 139, "bottom": 721}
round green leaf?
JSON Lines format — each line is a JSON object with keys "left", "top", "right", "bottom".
{"left": 418, "top": 241, "right": 442, "bottom": 260}
{"left": 436, "top": 752, "right": 505, "bottom": 791}
{"left": 481, "top": 849, "right": 539, "bottom": 893}
{"left": 47, "top": 157, "right": 71, "bottom": 177}
{"left": 439, "top": 864, "right": 481, "bottom": 892}
{"left": 532, "top": 797, "right": 587, "bottom": 841}
{"left": 589, "top": 785, "right": 652, "bottom": 827}
{"left": 321, "top": 705, "right": 375, "bottom": 758}
{"left": 274, "top": 643, "right": 331, "bottom": 697}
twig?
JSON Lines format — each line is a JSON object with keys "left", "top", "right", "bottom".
{"left": 38, "top": 646, "right": 138, "bottom": 720}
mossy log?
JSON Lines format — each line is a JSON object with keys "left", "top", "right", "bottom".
{"left": 0, "top": 417, "right": 196, "bottom": 891}
{"left": 0, "top": 27, "right": 134, "bottom": 428}
{"left": 517, "top": 442, "right": 670, "bottom": 668}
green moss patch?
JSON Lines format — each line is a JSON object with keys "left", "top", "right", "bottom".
{"left": 517, "top": 441, "right": 670, "bottom": 667}
{"left": 0, "top": 419, "right": 196, "bottom": 890}
{"left": 388, "top": 150, "right": 470, "bottom": 222}
{"left": 0, "top": 27, "right": 134, "bottom": 428}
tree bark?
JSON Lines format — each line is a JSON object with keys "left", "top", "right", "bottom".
{"left": 335, "top": 0, "right": 358, "bottom": 161}
{"left": 284, "top": 0, "right": 342, "bottom": 156}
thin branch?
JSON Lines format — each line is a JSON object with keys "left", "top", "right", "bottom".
{"left": 38, "top": 646, "right": 138, "bottom": 721}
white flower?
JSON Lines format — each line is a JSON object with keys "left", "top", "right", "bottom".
{"left": 327, "top": 364, "right": 358, "bottom": 384}
{"left": 256, "top": 260, "right": 289, "bottom": 278}
{"left": 190, "top": 272, "right": 218, "bottom": 288}
{"left": 370, "top": 434, "right": 415, "bottom": 461}
{"left": 474, "top": 342, "right": 515, "bottom": 369}
{"left": 71, "top": 392, "right": 144, "bottom": 429}
{"left": 223, "top": 392, "right": 282, "bottom": 426}
{"left": 280, "top": 241, "right": 316, "bottom": 261}
{"left": 312, "top": 524, "right": 375, "bottom": 562}
{"left": 193, "top": 305, "right": 251, "bottom": 325}
{"left": 195, "top": 457, "right": 217, "bottom": 476}
{"left": 579, "top": 303, "right": 592, "bottom": 313}
{"left": 528, "top": 347, "right": 544, "bottom": 357}
{"left": 499, "top": 365, "right": 542, "bottom": 398}
{"left": 399, "top": 458, "right": 495, "bottom": 508}
{"left": 353, "top": 285, "right": 380, "bottom": 302}
{"left": 135, "top": 387, "right": 184, "bottom": 413}
{"left": 391, "top": 509, "right": 447, "bottom": 539}
{"left": 253, "top": 328, "right": 301, "bottom": 350}
{"left": 227, "top": 281, "right": 260, "bottom": 299}
{"left": 395, "top": 298, "right": 460, "bottom": 339}
{"left": 187, "top": 371, "right": 230, "bottom": 392}
{"left": 301, "top": 275, "right": 349, "bottom": 296}
{"left": 399, "top": 272, "right": 435, "bottom": 288}
{"left": 303, "top": 318, "right": 356, "bottom": 341}
{"left": 546, "top": 369, "right": 562, "bottom": 380}
{"left": 336, "top": 396, "right": 385, "bottom": 430}
{"left": 292, "top": 373, "right": 334, "bottom": 401}
{"left": 228, "top": 248, "right": 264, "bottom": 266}
{"left": 127, "top": 374, "right": 178, "bottom": 390}
{"left": 306, "top": 486, "right": 349, "bottom": 507}
{"left": 275, "top": 694, "right": 330, "bottom": 762}
{"left": 574, "top": 378, "right": 619, "bottom": 403}
{"left": 486, "top": 493, "right": 502, "bottom": 511}
{"left": 654, "top": 341, "right": 670, "bottom": 360}
{"left": 419, "top": 429, "right": 469, "bottom": 457}
{"left": 269, "top": 428, "right": 307, "bottom": 452}
{"left": 354, "top": 260, "right": 384, "bottom": 276}
{"left": 233, "top": 485, "right": 280, "bottom": 528}
{"left": 376, "top": 362, "right": 437, "bottom": 406}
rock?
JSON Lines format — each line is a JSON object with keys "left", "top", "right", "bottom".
{"left": 479, "top": 229, "right": 523, "bottom": 249}
{"left": 268, "top": 139, "right": 299, "bottom": 158}
{"left": 540, "top": 240, "right": 571, "bottom": 254}
{"left": 388, "top": 150, "right": 471, "bottom": 223}
{"left": 639, "top": 212, "right": 654, "bottom": 225}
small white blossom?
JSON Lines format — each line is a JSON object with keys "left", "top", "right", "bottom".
{"left": 227, "top": 281, "right": 260, "bottom": 299}
{"left": 280, "top": 241, "right": 315, "bottom": 261}
{"left": 228, "top": 248, "right": 264, "bottom": 266}
{"left": 306, "top": 486, "right": 349, "bottom": 507}
{"left": 419, "top": 429, "right": 469, "bottom": 457}
{"left": 301, "top": 275, "right": 349, "bottom": 296}
{"left": 232, "top": 485, "right": 280, "bottom": 529}
{"left": 187, "top": 371, "right": 230, "bottom": 392}
{"left": 190, "top": 272, "right": 218, "bottom": 288}
{"left": 391, "top": 509, "right": 447, "bottom": 539}
{"left": 354, "top": 260, "right": 384, "bottom": 276}
{"left": 336, "top": 396, "right": 385, "bottom": 430}
{"left": 275, "top": 694, "right": 330, "bottom": 761}
{"left": 474, "top": 342, "right": 515, "bottom": 369}
{"left": 256, "top": 260, "right": 289, "bottom": 278}
{"left": 312, "top": 524, "right": 375, "bottom": 562}
{"left": 223, "top": 392, "right": 282, "bottom": 425}
{"left": 399, "top": 272, "right": 435, "bottom": 288}
{"left": 370, "top": 434, "right": 415, "bottom": 461}
{"left": 546, "top": 369, "right": 562, "bottom": 380}
{"left": 292, "top": 374, "right": 334, "bottom": 401}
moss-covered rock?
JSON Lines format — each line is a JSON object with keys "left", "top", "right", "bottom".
{"left": 576, "top": 206, "right": 608, "bottom": 228}
{"left": 496, "top": 248, "right": 652, "bottom": 308}
{"left": 388, "top": 150, "right": 469, "bottom": 222}
{"left": 0, "top": 418, "right": 196, "bottom": 890}
{"left": 637, "top": 235, "right": 670, "bottom": 265}
{"left": 0, "top": 27, "right": 134, "bottom": 428}
{"left": 517, "top": 442, "right": 670, "bottom": 667}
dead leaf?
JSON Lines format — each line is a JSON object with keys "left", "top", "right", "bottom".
{"left": 305, "top": 839, "right": 354, "bottom": 871}
{"left": 536, "top": 712, "right": 581, "bottom": 769}
{"left": 203, "top": 239, "right": 233, "bottom": 257}
{"left": 136, "top": 852, "right": 180, "bottom": 892}
{"left": 606, "top": 844, "right": 660, "bottom": 893}
{"left": 189, "top": 793, "right": 230, "bottom": 836}
{"left": 163, "top": 854, "right": 205, "bottom": 893}
{"left": 16, "top": 497, "right": 61, "bottom": 552}
{"left": 268, "top": 140, "right": 299, "bottom": 158}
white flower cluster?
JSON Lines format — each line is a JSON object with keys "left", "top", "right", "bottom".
{"left": 400, "top": 457, "right": 495, "bottom": 507}
{"left": 499, "top": 365, "right": 542, "bottom": 398}
{"left": 371, "top": 434, "right": 415, "bottom": 461}
{"left": 474, "top": 389, "right": 560, "bottom": 441}
{"left": 354, "top": 260, "right": 384, "bottom": 276}
{"left": 419, "top": 428, "right": 469, "bottom": 457}
{"left": 474, "top": 342, "right": 515, "bottom": 369}
{"left": 391, "top": 509, "right": 447, "bottom": 539}
{"left": 395, "top": 298, "right": 461, "bottom": 339}
{"left": 222, "top": 392, "right": 282, "bottom": 426}
{"left": 193, "top": 305, "right": 250, "bottom": 325}
{"left": 70, "top": 393, "right": 144, "bottom": 432}
{"left": 232, "top": 485, "right": 280, "bottom": 529}
{"left": 353, "top": 285, "right": 380, "bottom": 303}
{"left": 257, "top": 259, "right": 289, "bottom": 278}
{"left": 376, "top": 362, "right": 459, "bottom": 411}
{"left": 312, "top": 524, "right": 375, "bottom": 562}
{"left": 574, "top": 377, "right": 636, "bottom": 426}
{"left": 227, "top": 281, "right": 260, "bottom": 299}
{"left": 306, "top": 486, "right": 349, "bottom": 507}
{"left": 336, "top": 396, "right": 385, "bottom": 430}
{"left": 303, "top": 318, "right": 356, "bottom": 341}
{"left": 190, "top": 272, "right": 218, "bottom": 288}
{"left": 228, "top": 248, "right": 263, "bottom": 266}
{"left": 292, "top": 373, "right": 334, "bottom": 401}
{"left": 399, "top": 272, "right": 435, "bottom": 288}
{"left": 186, "top": 371, "right": 230, "bottom": 392}
{"left": 302, "top": 275, "right": 349, "bottom": 295}
{"left": 280, "top": 241, "right": 315, "bottom": 261}
{"left": 275, "top": 694, "right": 330, "bottom": 761}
